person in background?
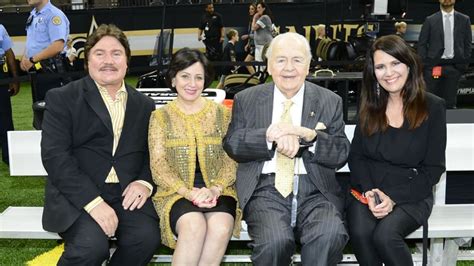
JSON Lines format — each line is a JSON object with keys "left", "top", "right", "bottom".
{"left": 198, "top": 3, "right": 225, "bottom": 62}
{"left": 314, "top": 24, "right": 329, "bottom": 61}
{"left": 65, "top": 37, "right": 77, "bottom": 69}
{"left": 417, "top": 0, "right": 471, "bottom": 109}
{"left": 41, "top": 24, "right": 161, "bottom": 265}
{"left": 252, "top": 1, "right": 273, "bottom": 62}
{"left": 20, "top": 0, "right": 70, "bottom": 103}
{"left": 216, "top": 29, "right": 239, "bottom": 89}
{"left": 316, "top": 24, "right": 327, "bottom": 40}
{"left": 394, "top": 21, "right": 407, "bottom": 38}
{"left": 0, "top": 24, "right": 20, "bottom": 165}
{"left": 241, "top": 3, "right": 257, "bottom": 75}
{"left": 347, "top": 35, "right": 446, "bottom": 266}
{"left": 224, "top": 32, "right": 349, "bottom": 266}
{"left": 149, "top": 48, "right": 241, "bottom": 265}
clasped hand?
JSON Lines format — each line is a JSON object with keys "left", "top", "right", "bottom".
{"left": 366, "top": 188, "right": 395, "bottom": 219}
{"left": 185, "top": 187, "right": 220, "bottom": 208}
{"left": 266, "top": 123, "right": 315, "bottom": 158}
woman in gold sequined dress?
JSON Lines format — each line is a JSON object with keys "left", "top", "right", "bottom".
{"left": 148, "top": 48, "right": 241, "bottom": 265}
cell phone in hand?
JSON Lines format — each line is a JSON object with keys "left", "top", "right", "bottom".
{"left": 374, "top": 192, "right": 382, "bottom": 205}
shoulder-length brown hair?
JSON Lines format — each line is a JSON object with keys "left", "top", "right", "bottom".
{"left": 166, "top": 47, "right": 214, "bottom": 93}
{"left": 359, "top": 35, "right": 428, "bottom": 136}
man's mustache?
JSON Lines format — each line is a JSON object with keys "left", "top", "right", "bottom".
{"left": 100, "top": 65, "right": 118, "bottom": 71}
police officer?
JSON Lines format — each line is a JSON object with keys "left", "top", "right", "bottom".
{"left": 20, "top": 0, "right": 70, "bottom": 104}
{"left": 0, "top": 24, "right": 20, "bottom": 165}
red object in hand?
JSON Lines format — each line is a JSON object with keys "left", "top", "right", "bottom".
{"left": 351, "top": 189, "right": 368, "bottom": 205}
{"left": 432, "top": 66, "right": 442, "bottom": 78}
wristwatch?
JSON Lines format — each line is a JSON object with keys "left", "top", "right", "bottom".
{"left": 29, "top": 57, "right": 36, "bottom": 64}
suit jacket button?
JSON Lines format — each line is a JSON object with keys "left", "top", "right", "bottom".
{"left": 111, "top": 160, "right": 115, "bottom": 164}
{"left": 408, "top": 176, "right": 413, "bottom": 180}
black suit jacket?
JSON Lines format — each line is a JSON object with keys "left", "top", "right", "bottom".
{"left": 348, "top": 93, "right": 446, "bottom": 208}
{"left": 41, "top": 75, "right": 157, "bottom": 233}
{"left": 417, "top": 10, "right": 472, "bottom": 70}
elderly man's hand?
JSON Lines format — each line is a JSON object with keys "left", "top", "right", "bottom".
{"left": 267, "top": 123, "right": 317, "bottom": 143}
{"left": 122, "top": 181, "right": 150, "bottom": 211}
{"left": 275, "top": 135, "right": 300, "bottom": 158}
{"left": 267, "top": 123, "right": 300, "bottom": 142}
{"left": 89, "top": 201, "right": 118, "bottom": 237}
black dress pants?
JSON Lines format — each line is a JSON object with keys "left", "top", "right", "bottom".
{"left": 347, "top": 198, "right": 421, "bottom": 266}
{"left": 58, "top": 184, "right": 161, "bottom": 266}
{"left": 244, "top": 174, "right": 348, "bottom": 266}
{"left": 423, "top": 65, "right": 461, "bottom": 109}
{"left": 0, "top": 71, "right": 14, "bottom": 164}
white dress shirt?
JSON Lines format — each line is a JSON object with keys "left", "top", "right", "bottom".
{"left": 262, "top": 84, "right": 314, "bottom": 175}
{"left": 441, "top": 9, "right": 455, "bottom": 59}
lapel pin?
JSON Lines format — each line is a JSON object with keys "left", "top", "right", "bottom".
{"left": 310, "top": 111, "right": 315, "bottom": 117}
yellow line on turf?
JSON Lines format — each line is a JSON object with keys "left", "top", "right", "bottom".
{"left": 26, "top": 243, "right": 64, "bottom": 266}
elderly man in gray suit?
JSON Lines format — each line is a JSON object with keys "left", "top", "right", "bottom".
{"left": 223, "top": 32, "right": 349, "bottom": 266}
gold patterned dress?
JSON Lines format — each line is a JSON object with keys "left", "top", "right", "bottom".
{"left": 148, "top": 99, "right": 241, "bottom": 248}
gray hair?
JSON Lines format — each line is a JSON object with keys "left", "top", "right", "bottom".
{"left": 265, "top": 32, "right": 312, "bottom": 62}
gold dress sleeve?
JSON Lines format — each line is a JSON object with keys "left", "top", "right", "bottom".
{"left": 148, "top": 110, "right": 186, "bottom": 195}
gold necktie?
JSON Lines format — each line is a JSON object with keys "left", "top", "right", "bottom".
{"left": 275, "top": 99, "right": 294, "bottom": 197}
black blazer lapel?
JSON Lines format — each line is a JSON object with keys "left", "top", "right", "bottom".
{"left": 83, "top": 76, "right": 113, "bottom": 136}
{"left": 453, "top": 11, "right": 463, "bottom": 55}
{"left": 256, "top": 84, "right": 274, "bottom": 128}
{"left": 434, "top": 12, "right": 445, "bottom": 46}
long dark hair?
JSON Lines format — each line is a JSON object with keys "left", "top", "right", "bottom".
{"left": 359, "top": 35, "right": 428, "bottom": 136}
{"left": 257, "top": 1, "right": 274, "bottom": 21}
{"left": 166, "top": 48, "right": 214, "bottom": 92}
{"left": 248, "top": 3, "right": 257, "bottom": 27}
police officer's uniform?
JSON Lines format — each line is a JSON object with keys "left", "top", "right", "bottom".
{"left": 0, "top": 24, "right": 14, "bottom": 164}
{"left": 26, "top": 0, "right": 69, "bottom": 103}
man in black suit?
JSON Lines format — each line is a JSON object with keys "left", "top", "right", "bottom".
{"left": 417, "top": 0, "right": 472, "bottom": 109}
{"left": 224, "top": 32, "right": 349, "bottom": 266}
{"left": 41, "top": 24, "right": 160, "bottom": 265}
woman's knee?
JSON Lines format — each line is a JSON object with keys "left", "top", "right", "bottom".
{"left": 207, "top": 216, "right": 234, "bottom": 241}
{"left": 176, "top": 213, "right": 207, "bottom": 237}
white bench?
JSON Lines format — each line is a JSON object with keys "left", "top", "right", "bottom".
{"left": 1, "top": 205, "right": 473, "bottom": 265}
{"left": 4, "top": 121, "right": 474, "bottom": 265}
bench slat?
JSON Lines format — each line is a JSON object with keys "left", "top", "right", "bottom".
{"left": 1, "top": 205, "right": 473, "bottom": 240}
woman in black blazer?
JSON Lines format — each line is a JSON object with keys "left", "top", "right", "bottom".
{"left": 347, "top": 35, "right": 446, "bottom": 266}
